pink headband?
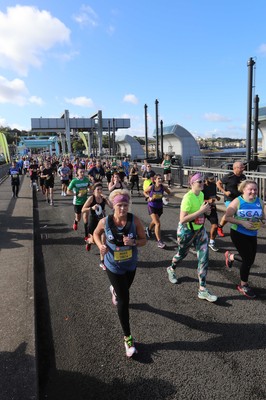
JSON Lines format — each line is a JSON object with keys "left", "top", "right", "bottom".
{"left": 190, "top": 173, "right": 203, "bottom": 184}
{"left": 113, "top": 194, "right": 130, "bottom": 206}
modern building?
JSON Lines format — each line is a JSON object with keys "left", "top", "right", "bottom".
{"left": 258, "top": 106, "right": 266, "bottom": 153}
{"left": 154, "top": 124, "right": 202, "bottom": 165}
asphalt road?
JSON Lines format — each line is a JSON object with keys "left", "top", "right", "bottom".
{"left": 34, "top": 180, "right": 266, "bottom": 400}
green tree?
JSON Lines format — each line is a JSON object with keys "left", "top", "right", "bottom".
{"left": 72, "top": 139, "right": 85, "bottom": 153}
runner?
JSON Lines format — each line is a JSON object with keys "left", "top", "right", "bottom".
{"left": 29, "top": 159, "right": 39, "bottom": 190}
{"left": 93, "top": 189, "right": 146, "bottom": 357}
{"left": 23, "top": 158, "right": 30, "bottom": 175}
{"left": 129, "top": 162, "right": 141, "bottom": 196}
{"left": 58, "top": 160, "right": 71, "bottom": 196}
{"left": 143, "top": 174, "right": 171, "bottom": 248}
{"left": 142, "top": 164, "right": 156, "bottom": 195}
{"left": 81, "top": 182, "right": 113, "bottom": 263}
{"left": 161, "top": 154, "right": 172, "bottom": 188}
{"left": 41, "top": 160, "right": 55, "bottom": 205}
{"left": 224, "top": 180, "right": 266, "bottom": 299}
{"left": 216, "top": 161, "right": 246, "bottom": 237}
{"left": 67, "top": 167, "right": 91, "bottom": 248}
{"left": 202, "top": 173, "right": 220, "bottom": 252}
{"left": 166, "top": 172, "right": 218, "bottom": 303}
{"left": 108, "top": 172, "right": 127, "bottom": 193}
{"left": 9, "top": 161, "right": 20, "bottom": 198}
{"left": 89, "top": 159, "right": 105, "bottom": 184}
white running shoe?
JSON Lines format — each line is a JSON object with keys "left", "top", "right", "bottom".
{"left": 109, "top": 285, "right": 118, "bottom": 306}
{"left": 124, "top": 335, "right": 137, "bottom": 357}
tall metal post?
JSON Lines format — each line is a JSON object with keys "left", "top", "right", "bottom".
{"left": 112, "top": 118, "right": 116, "bottom": 156}
{"left": 98, "top": 110, "right": 103, "bottom": 155}
{"left": 160, "top": 119, "right": 164, "bottom": 157}
{"left": 253, "top": 94, "right": 259, "bottom": 162}
{"left": 108, "top": 120, "right": 111, "bottom": 156}
{"left": 155, "top": 99, "right": 159, "bottom": 159}
{"left": 144, "top": 104, "right": 148, "bottom": 158}
{"left": 64, "top": 109, "right": 71, "bottom": 154}
{"left": 246, "top": 57, "right": 255, "bottom": 162}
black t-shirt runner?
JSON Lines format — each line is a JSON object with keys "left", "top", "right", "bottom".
{"left": 42, "top": 168, "right": 54, "bottom": 184}
{"left": 221, "top": 173, "right": 246, "bottom": 202}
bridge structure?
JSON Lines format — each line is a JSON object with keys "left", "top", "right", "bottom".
{"left": 31, "top": 110, "right": 130, "bottom": 155}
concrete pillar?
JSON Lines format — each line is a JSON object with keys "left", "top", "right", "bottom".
{"left": 98, "top": 110, "right": 103, "bottom": 155}
{"left": 64, "top": 109, "right": 71, "bottom": 154}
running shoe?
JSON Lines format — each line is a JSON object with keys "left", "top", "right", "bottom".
{"left": 217, "top": 227, "right": 225, "bottom": 237}
{"left": 99, "top": 262, "right": 106, "bottom": 271}
{"left": 167, "top": 266, "right": 178, "bottom": 284}
{"left": 198, "top": 288, "right": 218, "bottom": 302}
{"left": 109, "top": 285, "right": 118, "bottom": 306}
{"left": 124, "top": 335, "right": 137, "bottom": 358}
{"left": 85, "top": 243, "right": 91, "bottom": 251}
{"left": 225, "top": 251, "right": 233, "bottom": 269}
{"left": 157, "top": 240, "right": 166, "bottom": 249}
{"left": 73, "top": 222, "right": 78, "bottom": 231}
{"left": 61, "top": 191, "right": 64, "bottom": 196}
{"left": 145, "top": 226, "right": 151, "bottom": 238}
{"left": 236, "top": 284, "right": 256, "bottom": 299}
{"left": 208, "top": 242, "right": 219, "bottom": 252}
{"left": 50, "top": 201, "right": 53, "bottom": 206}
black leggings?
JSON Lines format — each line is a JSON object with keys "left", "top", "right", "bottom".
{"left": 12, "top": 184, "right": 19, "bottom": 196}
{"left": 106, "top": 268, "right": 136, "bottom": 337}
{"left": 130, "top": 178, "right": 140, "bottom": 192}
{"left": 230, "top": 229, "right": 257, "bottom": 282}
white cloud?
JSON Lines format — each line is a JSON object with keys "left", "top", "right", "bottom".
{"left": 65, "top": 96, "right": 94, "bottom": 107}
{"left": 123, "top": 94, "right": 139, "bottom": 105}
{"left": 73, "top": 5, "right": 98, "bottom": 27}
{"left": 203, "top": 112, "right": 231, "bottom": 122}
{"left": 29, "top": 96, "right": 44, "bottom": 106}
{"left": 0, "top": 76, "right": 28, "bottom": 105}
{"left": 0, "top": 5, "right": 70, "bottom": 76}
{"left": 258, "top": 44, "right": 266, "bottom": 55}
{"left": 0, "top": 117, "right": 7, "bottom": 126}
{"left": 107, "top": 25, "right": 115, "bottom": 35}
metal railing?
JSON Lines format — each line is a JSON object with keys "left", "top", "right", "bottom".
{"left": 150, "top": 164, "right": 266, "bottom": 202}
{"left": 0, "top": 163, "right": 11, "bottom": 184}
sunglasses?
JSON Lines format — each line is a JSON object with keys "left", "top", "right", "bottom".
{"left": 195, "top": 180, "right": 203, "bottom": 184}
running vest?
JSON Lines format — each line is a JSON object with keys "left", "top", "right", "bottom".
{"left": 90, "top": 195, "right": 106, "bottom": 219}
{"left": 148, "top": 185, "right": 164, "bottom": 208}
{"left": 231, "top": 195, "right": 263, "bottom": 236}
{"left": 104, "top": 213, "right": 138, "bottom": 274}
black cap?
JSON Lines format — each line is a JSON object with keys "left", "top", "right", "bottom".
{"left": 204, "top": 172, "right": 215, "bottom": 180}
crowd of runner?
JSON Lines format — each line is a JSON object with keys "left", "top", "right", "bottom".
{"left": 8, "top": 154, "right": 266, "bottom": 357}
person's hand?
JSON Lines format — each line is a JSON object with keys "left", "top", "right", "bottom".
{"left": 241, "top": 220, "right": 254, "bottom": 229}
{"left": 225, "top": 191, "right": 231, "bottom": 196}
{"left": 123, "top": 235, "right": 135, "bottom": 246}
{"left": 201, "top": 201, "right": 211, "bottom": 215}
{"left": 99, "top": 244, "right": 109, "bottom": 255}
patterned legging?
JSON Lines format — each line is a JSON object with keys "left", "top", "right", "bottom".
{"left": 171, "top": 223, "right": 209, "bottom": 287}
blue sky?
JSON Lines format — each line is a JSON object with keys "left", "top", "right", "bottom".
{"left": 0, "top": 1, "right": 266, "bottom": 139}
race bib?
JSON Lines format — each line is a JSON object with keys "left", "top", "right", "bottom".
{"left": 79, "top": 189, "right": 87, "bottom": 196}
{"left": 194, "top": 215, "right": 205, "bottom": 225}
{"left": 250, "top": 221, "right": 261, "bottom": 230}
{"left": 114, "top": 247, "right": 132, "bottom": 261}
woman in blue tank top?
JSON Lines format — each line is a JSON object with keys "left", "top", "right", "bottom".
{"left": 93, "top": 189, "right": 146, "bottom": 357}
{"left": 224, "top": 180, "right": 266, "bottom": 298}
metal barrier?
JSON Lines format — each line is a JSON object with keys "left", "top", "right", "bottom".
{"left": 149, "top": 164, "right": 266, "bottom": 202}
{"left": 0, "top": 163, "right": 11, "bottom": 184}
